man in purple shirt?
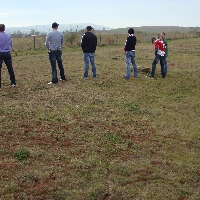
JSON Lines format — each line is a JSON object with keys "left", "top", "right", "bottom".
{"left": 0, "top": 24, "right": 16, "bottom": 87}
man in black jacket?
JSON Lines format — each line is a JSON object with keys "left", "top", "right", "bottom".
{"left": 124, "top": 28, "right": 138, "bottom": 79}
{"left": 81, "top": 26, "right": 97, "bottom": 78}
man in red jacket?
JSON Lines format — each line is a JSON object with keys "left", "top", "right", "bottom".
{"left": 147, "top": 37, "right": 166, "bottom": 78}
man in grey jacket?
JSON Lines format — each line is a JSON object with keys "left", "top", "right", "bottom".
{"left": 45, "top": 22, "right": 66, "bottom": 84}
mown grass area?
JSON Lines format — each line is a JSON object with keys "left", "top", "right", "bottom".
{"left": 0, "top": 38, "right": 200, "bottom": 200}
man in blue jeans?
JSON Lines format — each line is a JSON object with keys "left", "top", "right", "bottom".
{"left": 45, "top": 22, "right": 66, "bottom": 84}
{"left": 0, "top": 24, "right": 16, "bottom": 88}
{"left": 147, "top": 37, "right": 166, "bottom": 78}
{"left": 81, "top": 26, "right": 97, "bottom": 78}
{"left": 161, "top": 32, "right": 168, "bottom": 74}
{"left": 124, "top": 28, "right": 138, "bottom": 79}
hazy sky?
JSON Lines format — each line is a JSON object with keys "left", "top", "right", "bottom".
{"left": 1, "top": 0, "right": 199, "bottom": 29}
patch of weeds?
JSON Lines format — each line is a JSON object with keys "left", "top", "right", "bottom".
{"left": 105, "top": 144, "right": 122, "bottom": 155}
{"left": 13, "top": 148, "right": 30, "bottom": 161}
{"left": 44, "top": 115, "right": 65, "bottom": 123}
{"left": 28, "top": 132, "right": 36, "bottom": 137}
{"left": 123, "top": 102, "right": 141, "bottom": 114}
{"left": 54, "top": 191, "right": 68, "bottom": 200}
{"left": 5, "top": 184, "right": 20, "bottom": 193}
{"left": 19, "top": 132, "right": 25, "bottom": 136}
{"left": 2, "top": 108, "right": 17, "bottom": 115}
{"left": 112, "top": 57, "right": 118, "bottom": 60}
{"left": 89, "top": 186, "right": 106, "bottom": 200}
{"left": 81, "top": 135, "right": 89, "bottom": 141}
{"left": 181, "top": 189, "right": 190, "bottom": 196}
{"left": 90, "top": 192, "right": 99, "bottom": 200}
{"left": 30, "top": 84, "right": 48, "bottom": 91}
{"left": 106, "top": 132, "right": 122, "bottom": 144}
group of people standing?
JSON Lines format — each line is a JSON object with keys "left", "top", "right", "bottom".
{"left": 124, "top": 28, "right": 168, "bottom": 79}
{"left": 45, "top": 23, "right": 168, "bottom": 82}
{"left": 0, "top": 22, "right": 168, "bottom": 88}
{"left": 45, "top": 23, "right": 97, "bottom": 84}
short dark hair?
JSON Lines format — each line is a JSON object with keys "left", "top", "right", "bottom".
{"left": 151, "top": 37, "right": 156, "bottom": 44}
{"left": 0, "top": 24, "right": 5, "bottom": 32}
{"left": 52, "top": 22, "right": 59, "bottom": 28}
{"left": 86, "top": 26, "right": 93, "bottom": 31}
{"left": 162, "top": 32, "right": 165, "bottom": 35}
{"left": 128, "top": 28, "right": 134, "bottom": 34}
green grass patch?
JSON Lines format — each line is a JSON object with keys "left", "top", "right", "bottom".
{"left": 13, "top": 148, "right": 30, "bottom": 161}
{"left": 0, "top": 37, "right": 200, "bottom": 199}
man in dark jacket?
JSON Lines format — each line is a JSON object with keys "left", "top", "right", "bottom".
{"left": 81, "top": 26, "right": 97, "bottom": 78}
{"left": 124, "top": 28, "right": 138, "bottom": 79}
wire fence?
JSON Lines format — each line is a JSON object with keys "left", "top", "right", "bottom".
{"left": 11, "top": 31, "right": 200, "bottom": 52}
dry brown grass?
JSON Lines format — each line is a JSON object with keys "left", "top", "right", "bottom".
{"left": 0, "top": 37, "right": 200, "bottom": 200}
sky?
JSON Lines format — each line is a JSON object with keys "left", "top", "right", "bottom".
{"left": 1, "top": 0, "right": 200, "bottom": 29}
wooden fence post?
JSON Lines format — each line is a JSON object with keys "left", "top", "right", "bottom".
{"left": 99, "top": 35, "right": 101, "bottom": 46}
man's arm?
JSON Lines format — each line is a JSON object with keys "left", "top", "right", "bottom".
{"left": 9, "top": 35, "right": 13, "bottom": 49}
{"left": 45, "top": 34, "right": 50, "bottom": 49}
{"left": 61, "top": 33, "right": 64, "bottom": 46}
{"left": 81, "top": 34, "right": 86, "bottom": 49}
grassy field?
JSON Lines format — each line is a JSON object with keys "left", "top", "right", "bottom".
{"left": 0, "top": 37, "right": 200, "bottom": 200}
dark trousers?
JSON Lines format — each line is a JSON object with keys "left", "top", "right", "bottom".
{"left": 151, "top": 55, "right": 166, "bottom": 78}
{"left": 0, "top": 52, "right": 16, "bottom": 86}
{"left": 48, "top": 51, "right": 66, "bottom": 83}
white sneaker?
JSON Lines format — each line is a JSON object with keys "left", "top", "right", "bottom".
{"left": 11, "top": 84, "right": 17, "bottom": 87}
{"left": 146, "top": 76, "right": 154, "bottom": 79}
{"left": 48, "top": 81, "right": 58, "bottom": 84}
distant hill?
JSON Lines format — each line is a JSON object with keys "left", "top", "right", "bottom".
{"left": 109, "top": 26, "right": 199, "bottom": 34}
{"left": 5, "top": 23, "right": 111, "bottom": 34}
{"left": 5, "top": 24, "right": 199, "bottom": 35}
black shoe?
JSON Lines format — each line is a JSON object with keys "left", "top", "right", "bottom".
{"left": 122, "top": 76, "right": 130, "bottom": 79}
{"left": 60, "top": 78, "right": 66, "bottom": 81}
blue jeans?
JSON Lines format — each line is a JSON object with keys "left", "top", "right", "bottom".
{"left": 163, "top": 54, "right": 168, "bottom": 74}
{"left": 48, "top": 51, "right": 65, "bottom": 83}
{"left": 83, "top": 53, "right": 96, "bottom": 78}
{"left": 125, "top": 51, "right": 138, "bottom": 78}
{"left": 0, "top": 52, "right": 16, "bottom": 85}
{"left": 151, "top": 55, "right": 165, "bottom": 78}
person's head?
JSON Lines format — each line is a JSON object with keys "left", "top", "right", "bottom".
{"left": 86, "top": 26, "right": 93, "bottom": 32}
{"left": 151, "top": 37, "right": 156, "bottom": 44}
{"left": 52, "top": 22, "right": 59, "bottom": 29}
{"left": 0, "top": 24, "right": 5, "bottom": 32}
{"left": 160, "top": 32, "right": 165, "bottom": 39}
{"left": 128, "top": 28, "right": 134, "bottom": 35}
